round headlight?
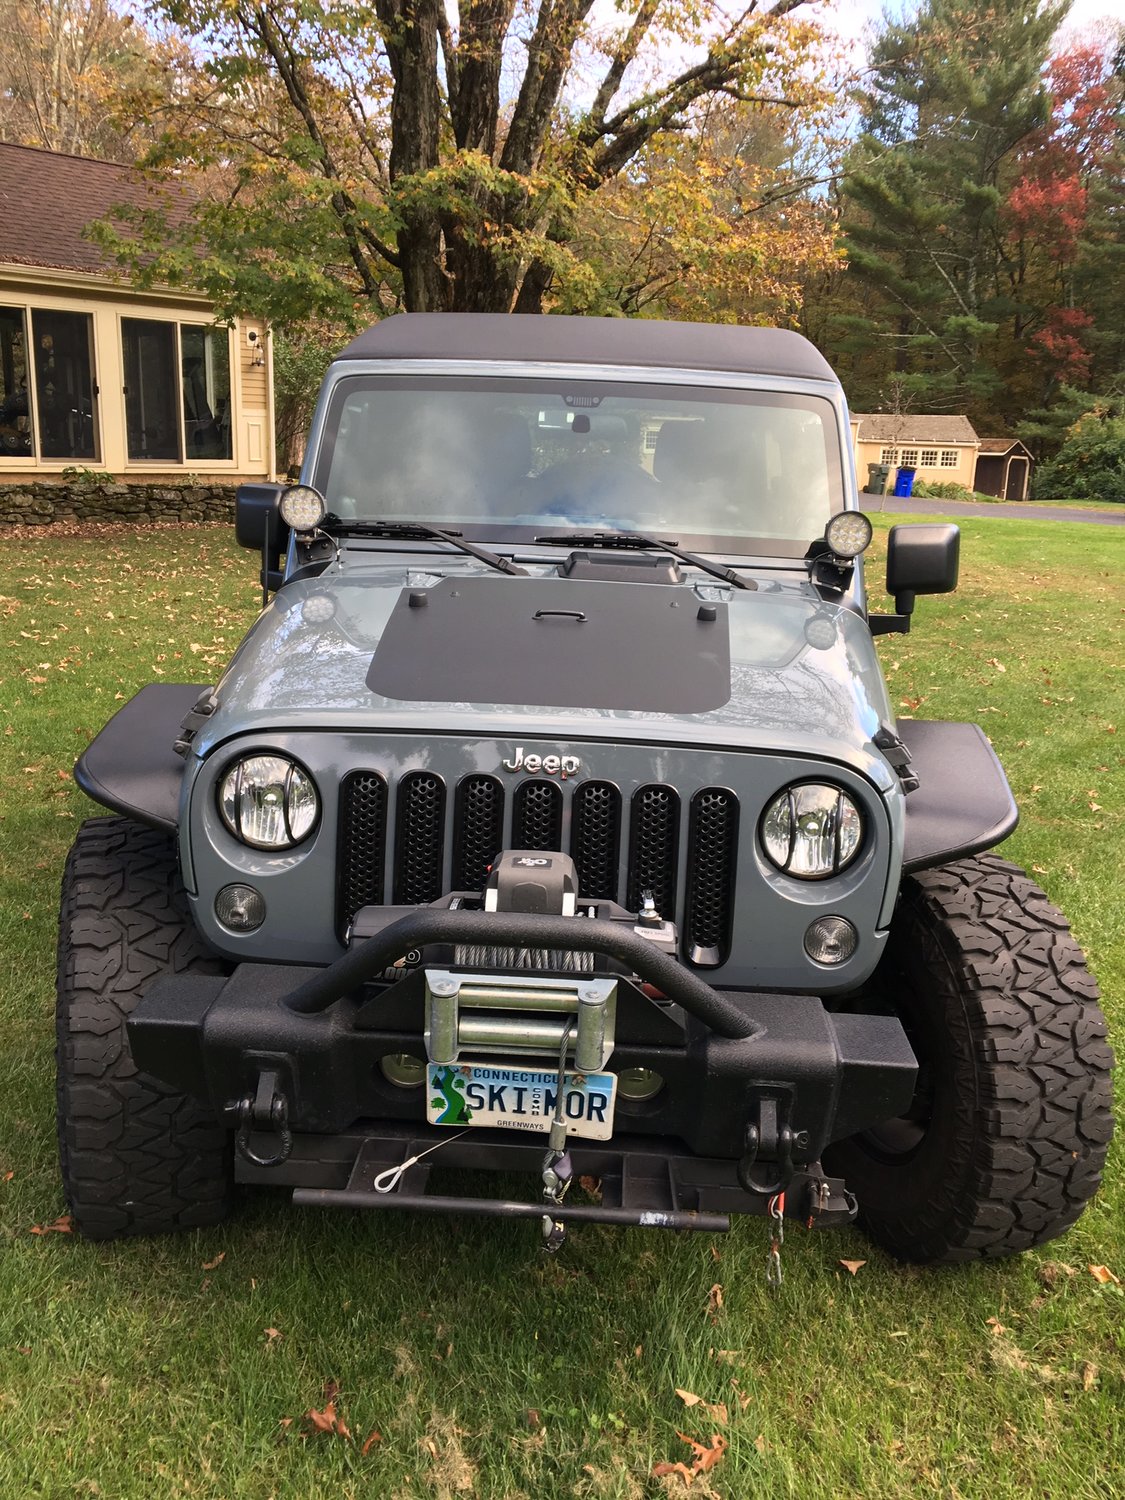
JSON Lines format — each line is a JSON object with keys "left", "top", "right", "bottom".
{"left": 280, "top": 484, "right": 326, "bottom": 533}
{"left": 218, "top": 754, "right": 319, "bottom": 849}
{"left": 824, "top": 510, "right": 873, "bottom": 559}
{"left": 761, "top": 783, "right": 863, "bottom": 879}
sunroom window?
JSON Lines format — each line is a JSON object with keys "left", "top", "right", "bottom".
{"left": 122, "top": 318, "right": 233, "bottom": 463}
{"left": 0, "top": 306, "right": 32, "bottom": 457}
{"left": 32, "top": 309, "right": 99, "bottom": 460}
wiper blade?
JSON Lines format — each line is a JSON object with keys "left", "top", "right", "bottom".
{"left": 534, "top": 531, "right": 755, "bottom": 591}
{"left": 325, "top": 516, "right": 528, "bottom": 577}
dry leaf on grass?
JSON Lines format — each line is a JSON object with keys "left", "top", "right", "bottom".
{"left": 654, "top": 1431, "right": 729, "bottom": 1485}
{"left": 839, "top": 1259, "right": 866, "bottom": 1276}
{"left": 264, "top": 1327, "right": 282, "bottom": 1344}
{"left": 2, "top": 1170, "right": 13, "bottom": 1183}
{"left": 1088, "top": 1264, "right": 1120, "bottom": 1285}
{"left": 675, "top": 1390, "right": 728, "bottom": 1425}
{"left": 706, "top": 1284, "right": 723, "bottom": 1322}
{"left": 201, "top": 1251, "right": 225, "bottom": 1271}
{"left": 577, "top": 1175, "right": 602, "bottom": 1201}
{"left": 29, "top": 1215, "right": 73, "bottom": 1235}
{"left": 986, "top": 1317, "right": 1008, "bottom": 1336}
{"left": 1080, "top": 1362, "right": 1099, "bottom": 1391}
{"left": 361, "top": 1429, "right": 383, "bottom": 1455}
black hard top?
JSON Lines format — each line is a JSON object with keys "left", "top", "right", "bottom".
{"left": 333, "top": 313, "right": 838, "bottom": 383}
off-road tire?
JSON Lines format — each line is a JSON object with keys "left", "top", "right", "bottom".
{"left": 56, "top": 816, "right": 233, "bottom": 1239}
{"left": 828, "top": 853, "right": 1113, "bottom": 1264}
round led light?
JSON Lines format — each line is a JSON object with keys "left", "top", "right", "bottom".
{"left": 803, "top": 611, "right": 838, "bottom": 651}
{"left": 804, "top": 915, "right": 858, "bottom": 965}
{"left": 824, "top": 510, "right": 873, "bottom": 559}
{"left": 280, "top": 483, "right": 326, "bottom": 533}
{"left": 760, "top": 783, "right": 864, "bottom": 879}
{"left": 218, "top": 753, "right": 319, "bottom": 849}
{"left": 302, "top": 592, "right": 337, "bottom": 625}
{"left": 380, "top": 1052, "right": 427, "bottom": 1089}
{"left": 214, "top": 883, "right": 266, "bottom": 932}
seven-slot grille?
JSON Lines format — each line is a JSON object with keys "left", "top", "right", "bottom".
{"left": 337, "top": 772, "right": 738, "bottom": 966}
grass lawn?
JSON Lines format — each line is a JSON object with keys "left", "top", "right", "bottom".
{"left": 0, "top": 516, "right": 1121, "bottom": 1499}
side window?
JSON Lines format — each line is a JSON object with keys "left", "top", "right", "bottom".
{"left": 879, "top": 447, "right": 897, "bottom": 464}
{"left": 0, "top": 306, "right": 32, "bottom": 457}
{"left": 920, "top": 448, "right": 938, "bottom": 467}
{"left": 900, "top": 448, "right": 919, "bottom": 466}
{"left": 940, "top": 450, "right": 958, "bottom": 468}
{"left": 123, "top": 318, "right": 181, "bottom": 461}
{"left": 182, "top": 325, "right": 232, "bottom": 460}
{"left": 32, "top": 309, "right": 99, "bottom": 460}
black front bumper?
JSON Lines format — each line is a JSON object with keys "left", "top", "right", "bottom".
{"left": 129, "top": 906, "right": 916, "bottom": 1227}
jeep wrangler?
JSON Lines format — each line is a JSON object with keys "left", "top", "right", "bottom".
{"left": 57, "top": 315, "right": 1113, "bottom": 1263}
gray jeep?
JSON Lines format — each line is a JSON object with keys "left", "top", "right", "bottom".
{"left": 57, "top": 315, "right": 1113, "bottom": 1262}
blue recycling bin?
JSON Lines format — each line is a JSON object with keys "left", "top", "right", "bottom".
{"left": 893, "top": 466, "right": 916, "bottom": 497}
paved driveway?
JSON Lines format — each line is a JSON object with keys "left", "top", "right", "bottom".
{"left": 866, "top": 495, "right": 1125, "bottom": 526}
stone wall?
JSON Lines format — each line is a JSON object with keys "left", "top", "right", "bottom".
{"left": 0, "top": 479, "right": 240, "bottom": 527}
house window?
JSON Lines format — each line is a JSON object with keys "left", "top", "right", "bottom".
{"left": 32, "top": 309, "right": 99, "bottom": 461}
{"left": 644, "top": 427, "right": 658, "bottom": 451}
{"left": 920, "top": 448, "right": 938, "bottom": 467}
{"left": 182, "top": 325, "right": 232, "bottom": 460}
{"left": 0, "top": 306, "right": 32, "bottom": 458}
{"left": 122, "top": 319, "right": 233, "bottom": 463}
{"left": 900, "top": 449, "right": 919, "bottom": 466}
{"left": 879, "top": 447, "right": 897, "bottom": 464}
{"left": 940, "top": 450, "right": 958, "bottom": 467}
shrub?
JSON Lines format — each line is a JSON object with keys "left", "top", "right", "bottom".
{"left": 1034, "top": 414, "right": 1125, "bottom": 503}
{"left": 911, "top": 479, "right": 975, "bottom": 501}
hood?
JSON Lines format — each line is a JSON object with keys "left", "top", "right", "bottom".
{"left": 199, "top": 562, "right": 896, "bottom": 784}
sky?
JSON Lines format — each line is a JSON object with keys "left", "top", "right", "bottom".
{"left": 823, "top": 0, "right": 1123, "bottom": 54}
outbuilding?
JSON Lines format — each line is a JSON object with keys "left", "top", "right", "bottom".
{"left": 973, "top": 437, "right": 1033, "bottom": 501}
{"left": 0, "top": 142, "right": 275, "bottom": 482}
{"left": 850, "top": 414, "right": 980, "bottom": 493}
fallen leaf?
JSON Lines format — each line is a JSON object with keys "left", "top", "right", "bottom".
{"left": 839, "top": 1259, "right": 866, "bottom": 1276}
{"left": 2, "top": 1171, "right": 13, "bottom": 1182}
{"left": 361, "top": 1429, "right": 383, "bottom": 1455}
{"left": 1088, "top": 1264, "right": 1119, "bottom": 1285}
{"left": 577, "top": 1175, "right": 602, "bottom": 1201}
{"left": 1080, "top": 1362, "right": 1098, "bottom": 1391}
{"left": 706, "top": 1284, "right": 723, "bottom": 1321}
{"left": 710, "top": 1244, "right": 721, "bottom": 1263}
{"left": 525, "top": 1409, "right": 541, "bottom": 1430}
{"left": 29, "top": 1214, "right": 73, "bottom": 1235}
{"left": 986, "top": 1317, "right": 1008, "bottom": 1336}
{"left": 264, "top": 1327, "right": 282, "bottom": 1344}
{"left": 680, "top": 1430, "right": 728, "bottom": 1474}
{"left": 675, "top": 1390, "right": 728, "bottom": 1424}
{"left": 652, "top": 1460, "right": 695, "bottom": 1484}
{"left": 675, "top": 1389, "right": 703, "bottom": 1408}
{"left": 303, "top": 1399, "right": 351, "bottom": 1441}
{"left": 754, "top": 1434, "right": 767, "bottom": 1454}
{"left": 201, "top": 1251, "right": 225, "bottom": 1271}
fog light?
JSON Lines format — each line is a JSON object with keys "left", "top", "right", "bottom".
{"left": 617, "top": 1066, "right": 664, "bottom": 1102}
{"left": 804, "top": 916, "right": 858, "bottom": 965}
{"left": 381, "top": 1052, "right": 427, "bottom": 1089}
{"left": 215, "top": 883, "right": 265, "bottom": 932}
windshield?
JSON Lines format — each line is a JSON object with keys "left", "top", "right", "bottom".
{"left": 312, "top": 375, "right": 845, "bottom": 556}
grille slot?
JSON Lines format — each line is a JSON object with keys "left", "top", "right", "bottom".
{"left": 627, "top": 784, "right": 680, "bottom": 916}
{"left": 337, "top": 772, "right": 388, "bottom": 937}
{"left": 512, "top": 780, "right": 563, "bottom": 850}
{"left": 452, "top": 775, "right": 505, "bottom": 891}
{"left": 571, "top": 780, "right": 621, "bottom": 900}
{"left": 394, "top": 772, "right": 446, "bottom": 904}
{"left": 684, "top": 788, "right": 739, "bottom": 966}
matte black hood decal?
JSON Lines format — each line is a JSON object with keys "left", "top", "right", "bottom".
{"left": 366, "top": 576, "right": 732, "bottom": 713}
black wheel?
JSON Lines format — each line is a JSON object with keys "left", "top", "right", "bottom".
{"left": 827, "top": 853, "right": 1114, "bottom": 1264}
{"left": 56, "top": 816, "right": 233, "bottom": 1239}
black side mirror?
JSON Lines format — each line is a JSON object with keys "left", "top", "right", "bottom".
{"left": 887, "top": 523, "right": 959, "bottom": 611}
{"left": 871, "top": 524, "right": 960, "bottom": 635}
{"left": 235, "top": 483, "right": 289, "bottom": 604}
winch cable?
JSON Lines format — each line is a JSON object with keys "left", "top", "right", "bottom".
{"left": 371, "top": 1127, "right": 474, "bottom": 1194}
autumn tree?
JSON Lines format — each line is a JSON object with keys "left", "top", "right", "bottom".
{"left": 0, "top": 0, "right": 180, "bottom": 161}
{"left": 838, "top": 0, "right": 1068, "bottom": 419}
{"left": 101, "top": 0, "right": 836, "bottom": 319}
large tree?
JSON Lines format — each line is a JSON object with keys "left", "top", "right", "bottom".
{"left": 838, "top": 0, "right": 1069, "bottom": 419}
{"left": 101, "top": 0, "right": 833, "bottom": 318}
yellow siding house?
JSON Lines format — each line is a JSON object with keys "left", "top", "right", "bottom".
{"left": 850, "top": 414, "right": 980, "bottom": 493}
{"left": 0, "top": 143, "right": 274, "bottom": 482}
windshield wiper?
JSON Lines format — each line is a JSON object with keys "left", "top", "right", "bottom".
{"left": 534, "top": 531, "right": 756, "bottom": 591}
{"left": 324, "top": 517, "right": 528, "bottom": 577}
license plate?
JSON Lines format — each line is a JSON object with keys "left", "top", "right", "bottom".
{"left": 426, "top": 1062, "right": 617, "bottom": 1141}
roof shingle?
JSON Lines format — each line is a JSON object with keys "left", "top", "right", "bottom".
{"left": 852, "top": 413, "right": 979, "bottom": 445}
{"left": 0, "top": 141, "right": 188, "bottom": 276}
